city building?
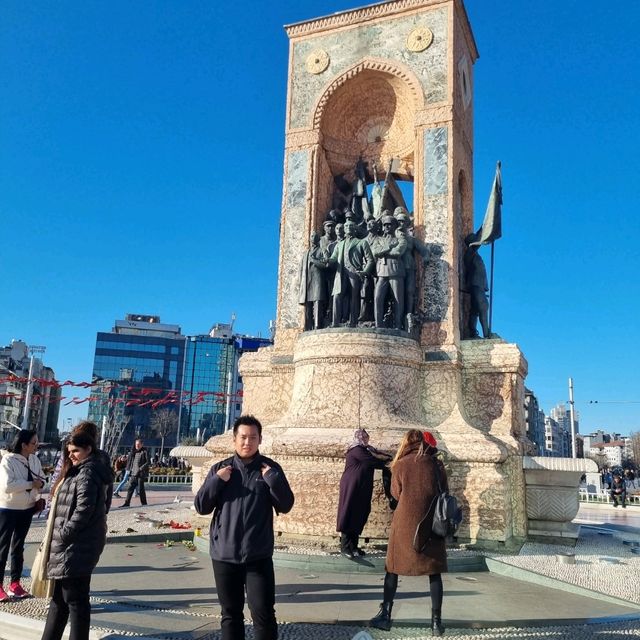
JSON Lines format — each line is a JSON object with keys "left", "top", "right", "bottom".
{"left": 524, "top": 388, "right": 546, "bottom": 455}
{"left": 87, "top": 314, "right": 186, "bottom": 454}
{"left": 0, "top": 340, "right": 60, "bottom": 447}
{"left": 179, "top": 324, "right": 271, "bottom": 443}
{"left": 543, "top": 416, "right": 562, "bottom": 456}
{"left": 588, "top": 437, "right": 633, "bottom": 468}
{"left": 550, "top": 402, "right": 580, "bottom": 456}
{"left": 88, "top": 314, "right": 272, "bottom": 455}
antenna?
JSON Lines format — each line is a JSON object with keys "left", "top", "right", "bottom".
{"left": 230, "top": 312, "right": 236, "bottom": 332}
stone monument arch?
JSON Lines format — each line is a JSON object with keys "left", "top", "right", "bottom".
{"left": 313, "top": 57, "right": 423, "bottom": 178}
{"left": 202, "top": 0, "right": 538, "bottom": 547}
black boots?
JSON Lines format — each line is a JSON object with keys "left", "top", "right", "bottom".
{"left": 370, "top": 601, "right": 393, "bottom": 631}
{"left": 431, "top": 610, "right": 445, "bottom": 636}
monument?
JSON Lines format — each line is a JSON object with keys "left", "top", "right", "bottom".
{"left": 201, "top": 0, "right": 539, "bottom": 547}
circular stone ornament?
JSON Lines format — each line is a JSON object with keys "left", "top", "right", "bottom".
{"left": 406, "top": 27, "right": 434, "bottom": 52}
{"left": 306, "top": 49, "right": 330, "bottom": 74}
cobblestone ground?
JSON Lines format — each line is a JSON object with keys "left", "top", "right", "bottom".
{"left": 4, "top": 498, "right": 639, "bottom": 639}
{"left": 486, "top": 527, "right": 640, "bottom": 606}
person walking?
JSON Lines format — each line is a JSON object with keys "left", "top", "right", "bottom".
{"left": 0, "top": 429, "right": 45, "bottom": 600}
{"left": 336, "top": 428, "right": 391, "bottom": 558}
{"left": 370, "top": 430, "right": 448, "bottom": 636}
{"left": 41, "top": 430, "right": 113, "bottom": 640}
{"left": 112, "top": 455, "right": 129, "bottom": 498}
{"left": 195, "top": 415, "right": 294, "bottom": 640}
{"left": 120, "top": 439, "right": 149, "bottom": 507}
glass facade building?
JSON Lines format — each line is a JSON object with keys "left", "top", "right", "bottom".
{"left": 88, "top": 316, "right": 185, "bottom": 450}
{"left": 180, "top": 335, "right": 236, "bottom": 441}
{"left": 87, "top": 315, "right": 273, "bottom": 454}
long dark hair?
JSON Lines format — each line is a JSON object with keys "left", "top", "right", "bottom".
{"left": 11, "top": 429, "right": 36, "bottom": 455}
{"left": 52, "top": 432, "right": 97, "bottom": 496}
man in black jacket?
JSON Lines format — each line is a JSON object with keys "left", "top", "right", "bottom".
{"left": 195, "top": 415, "right": 294, "bottom": 640}
{"left": 121, "top": 438, "right": 149, "bottom": 507}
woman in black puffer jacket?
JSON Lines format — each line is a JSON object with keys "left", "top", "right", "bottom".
{"left": 41, "top": 431, "right": 114, "bottom": 640}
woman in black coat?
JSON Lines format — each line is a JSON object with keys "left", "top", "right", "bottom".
{"left": 336, "top": 428, "right": 391, "bottom": 558}
{"left": 41, "top": 431, "right": 114, "bottom": 640}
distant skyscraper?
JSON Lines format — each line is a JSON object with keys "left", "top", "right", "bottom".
{"left": 179, "top": 324, "right": 271, "bottom": 442}
{"left": 550, "top": 403, "right": 579, "bottom": 435}
{"left": 180, "top": 326, "right": 235, "bottom": 442}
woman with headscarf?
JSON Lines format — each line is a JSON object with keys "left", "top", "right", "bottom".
{"left": 41, "top": 430, "right": 114, "bottom": 640}
{"left": 0, "top": 429, "right": 45, "bottom": 600}
{"left": 370, "top": 430, "right": 448, "bottom": 636}
{"left": 336, "top": 428, "right": 391, "bottom": 558}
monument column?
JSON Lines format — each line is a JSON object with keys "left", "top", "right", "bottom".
{"left": 204, "top": 0, "right": 533, "bottom": 547}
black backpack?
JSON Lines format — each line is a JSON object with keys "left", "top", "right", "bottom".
{"left": 413, "top": 464, "right": 462, "bottom": 551}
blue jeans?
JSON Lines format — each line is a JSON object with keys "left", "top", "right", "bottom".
{"left": 115, "top": 470, "right": 130, "bottom": 493}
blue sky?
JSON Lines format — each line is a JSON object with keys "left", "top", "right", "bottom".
{"left": 1, "top": 1, "right": 639, "bottom": 435}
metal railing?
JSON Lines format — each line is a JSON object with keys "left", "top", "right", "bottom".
{"left": 579, "top": 487, "right": 640, "bottom": 506}
{"left": 146, "top": 474, "right": 192, "bottom": 485}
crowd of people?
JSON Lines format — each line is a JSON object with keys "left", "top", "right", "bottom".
{"left": 601, "top": 466, "right": 636, "bottom": 508}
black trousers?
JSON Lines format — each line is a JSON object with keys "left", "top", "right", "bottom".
{"left": 124, "top": 475, "right": 147, "bottom": 505}
{"left": 212, "top": 557, "right": 277, "bottom": 640}
{"left": 340, "top": 532, "right": 359, "bottom": 553}
{"left": 383, "top": 571, "right": 443, "bottom": 611}
{"left": 41, "top": 576, "right": 92, "bottom": 640}
{"left": 0, "top": 507, "right": 34, "bottom": 584}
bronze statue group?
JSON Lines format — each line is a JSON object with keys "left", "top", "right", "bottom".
{"left": 300, "top": 206, "right": 491, "bottom": 339}
{"left": 299, "top": 205, "right": 431, "bottom": 333}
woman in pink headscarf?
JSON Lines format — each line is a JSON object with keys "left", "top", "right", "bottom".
{"left": 336, "top": 428, "right": 391, "bottom": 558}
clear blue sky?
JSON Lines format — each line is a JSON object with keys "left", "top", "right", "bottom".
{"left": 1, "top": 1, "right": 639, "bottom": 435}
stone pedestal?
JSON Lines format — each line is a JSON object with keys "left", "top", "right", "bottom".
{"left": 197, "top": 0, "right": 556, "bottom": 549}
{"left": 201, "top": 333, "right": 531, "bottom": 546}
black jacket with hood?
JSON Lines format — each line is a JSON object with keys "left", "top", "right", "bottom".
{"left": 194, "top": 452, "right": 294, "bottom": 563}
{"left": 47, "top": 451, "right": 114, "bottom": 579}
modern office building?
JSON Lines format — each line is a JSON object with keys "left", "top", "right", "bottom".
{"left": 88, "top": 315, "right": 272, "bottom": 455}
{"left": 550, "top": 402, "right": 579, "bottom": 434}
{"left": 87, "top": 315, "right": 186, "bottom": 453}
{"left": 180, "top": 324, "right": 236, "bottom": 443}
{"left": 179, "top": 324, "right": 271, "bottom": 443}
{"left": 0, "top": 340, "right": 60, "bottom": 446}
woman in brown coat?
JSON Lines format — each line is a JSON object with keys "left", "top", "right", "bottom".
{"left": 370, "top": 429, "right": 448, "bottom": 636}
